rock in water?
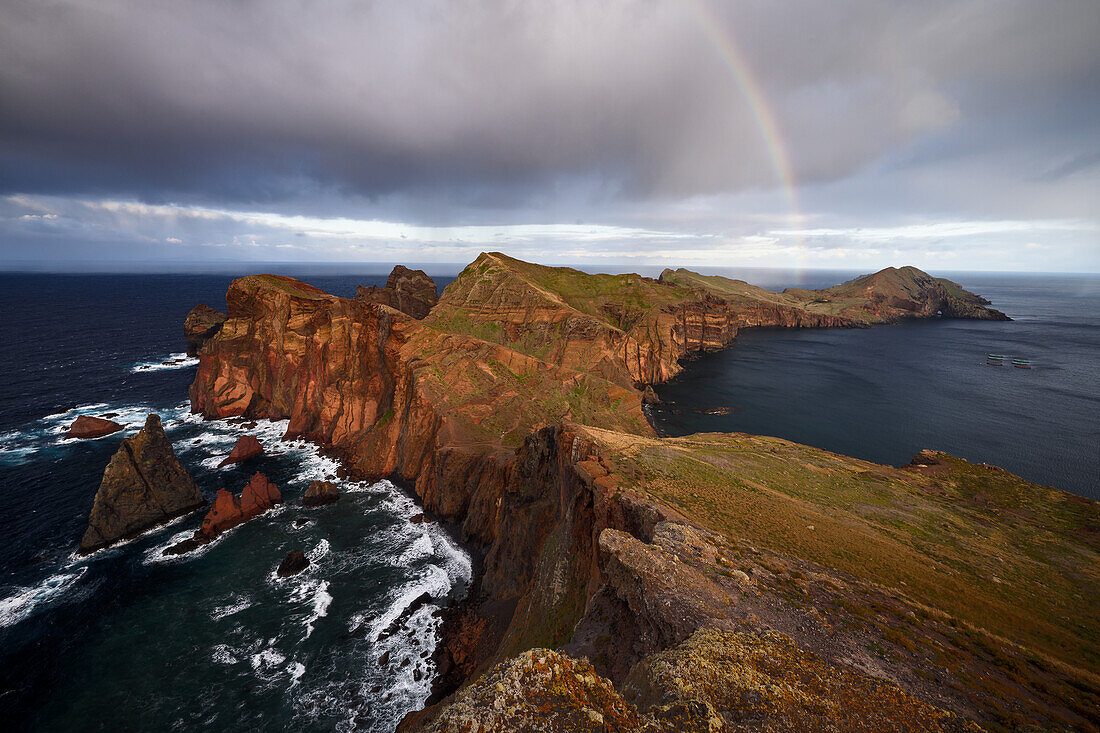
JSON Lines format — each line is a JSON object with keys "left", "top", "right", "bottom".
{"left": 200, "top": 471, "right": 282, "bottom": 538}
{"left": 79, "top": 414, "right": 204, "bottom": 554}
{"left": 302, "top": 480, "right": 339, "bottom": 506}
{"left": 218, "top": 434, "right": 263, "bottom": 467}
{"left": 184, "top": 303, "right": 227, "bottom": 356}
{"left": 277, "top": 550, "right": 309, "bottom": 577}
{"left": 65, "top": 415, "right": 123, "bottom": 440}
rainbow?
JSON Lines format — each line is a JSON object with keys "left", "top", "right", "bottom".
{"left": 680, "top": 0, "right": 805, "bottom": 266}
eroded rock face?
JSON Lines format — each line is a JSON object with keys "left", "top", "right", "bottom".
{"left": 66, "top": 415, "right": 123, "bottom": 440}
{"left": 356, "top": 265, "right": 439, "bottom": 319}
{"left": 164, "top": 472, "right": 282, "bottom": 555}
{"left": 218, "top": 434, "right": 263, "bottom": 467}
{"left": 302, "top": 480, "right": 338, "bottom": 506}
{"left": 184, "top": 304, "right": 227, "bottom": 355}
{"left": 79, "top": 414, "right": 203, "bottom": 554}
{"left": 197, "top": 471, "right": 281, "bottom": 537}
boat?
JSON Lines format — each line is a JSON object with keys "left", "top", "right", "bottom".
{"left": 987, "top": 353, "right": 1005, "bottom": 360}
{"left": 1011, "top": 358, "right": 1031, "bottom": 369}
{"left": 987, "top": 353, "right": 1004, "bottom": 365}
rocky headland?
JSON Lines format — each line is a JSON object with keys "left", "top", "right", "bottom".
{"left": 79, "top": 414, "right": 204, "bottom": 554}
{"left": 185, "top": 254, "right": 1096, "bottom": 730}
{"left": 356, "top": 264, "right": 440, "bottom": 319}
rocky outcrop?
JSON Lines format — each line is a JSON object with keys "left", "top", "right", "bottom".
{"left": 65, "top": 415, "right": 123, "bottom": 440}
{"left": 277, "top": 550, "right": 309, "bottom": 577}
{"left": 356, "top": 265, "right": 439, "bottom": 319}
{"left": 201, "top": 472, "right": 281, "bottom": 537}
{"left": 184, "top": 304, "right": 227, "bottom": 355}
{"left": 302, "top": 480, "right": 338, "bottom": 506}
{"left": 163, "top": 472, "right": 281, "bottom": 554}
{"left": 218, "top": 435, "right": 263, "bottom": 467}
{"left": 79, "top": 414, "right": 204, "bottom": 554}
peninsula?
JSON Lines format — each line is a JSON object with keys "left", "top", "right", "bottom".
{"left": 186, "top": 254, "right": 1095, "bottom": 731}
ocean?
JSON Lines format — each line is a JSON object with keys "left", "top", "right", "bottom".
{"left": 0, "top": 268, "right": 1096, "bottom": 730}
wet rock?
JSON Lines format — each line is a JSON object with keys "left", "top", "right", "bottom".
{"left": 184, "top": 304, "right": 227, "bottom": 356}
{"left": 79, "top": 414, "right": 204, "bottom": 554}
{"left": 277, "top": 549, "right": 309, "bottom": 577}
{"left": 163, "top": 472, "right": 282, "bottom": 555}
{"left": 382, "top": 592, "right": 434, "bottom": 639}
{"left": 409, "top": 513, "right": 430, "bottom": 524}
{"left": 65, "top": 415, "right": 123, "bottom": 440}
{"left": 218, "top": 435, "right": 263, "bottom": 467}
{"left": 303, "top": 480, "right": 339, "bottom": 507}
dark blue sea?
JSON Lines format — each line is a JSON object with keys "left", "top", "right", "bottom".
{"left": 0, "top": 271, "right": 468, "bottom": 732}
{"left": 0, "top": 267, "right": 1096, "bottom": 730}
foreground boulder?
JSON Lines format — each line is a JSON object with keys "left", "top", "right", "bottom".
{"left": 218, "top": 435, "right": 263, "bottom": 467}
{"left": 66, "top": 415, "right": 123, "bottom": 440}
{"left": 184, "top": 304, "right": 227, "bottom": 356}
{"left": 355, "top": 265, "right": 438, "bottom": 319}
{"left": 277, "top": 550, "right": 309, "bottom": 577}
{"left": 302, "top": 480, "right": 338, "bottom": 506}
{"left": 79, "top": 414, "right": 204, "bottom": 554}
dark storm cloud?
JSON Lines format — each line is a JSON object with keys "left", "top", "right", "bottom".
{"left": 2, "top": 0, "right": 1095, "bottom": 209}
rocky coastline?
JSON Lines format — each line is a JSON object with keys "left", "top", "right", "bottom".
{"left": 181, "top": 256, "right": 1096, "bottom": 730}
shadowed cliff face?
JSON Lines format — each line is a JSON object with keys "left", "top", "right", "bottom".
{"left": 185, "top": 256, "right": 1098, "bottom": 731}
{"left": 356, "top": 264, "right": 439, "bottom": 319}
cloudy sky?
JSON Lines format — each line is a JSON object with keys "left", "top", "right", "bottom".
{"left": 1, "top": 0, "right": 1097, "bottom": 272}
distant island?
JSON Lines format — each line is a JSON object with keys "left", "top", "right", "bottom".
{"left": 181, "top": 253, "right": 1094, "bottom": 731}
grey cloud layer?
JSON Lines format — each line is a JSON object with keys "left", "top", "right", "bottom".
{"left": 3, "top": 0, "right": 1095, "bottom": 208}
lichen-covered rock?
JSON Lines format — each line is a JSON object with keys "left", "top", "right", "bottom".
{"left": 218, "top": 434, "right": 263, "bottom": 467}
{"left": 356, "top": 265, "right": 439, "bottom": 319}
{"left": 622, "top": 628, "right": 980, "bottom": 732}
{"left": 302, "top": 480, "right": 338, "bottom": 506}
{"left": 79, "top": 414, "right": 203, "bottom": 553}
{"left": 184, "top": 303, "right": 227, "bottom": 355}
{"left": 412, "top": 649, "right": 651, "bottom": 733}
{"left": 65, "top": 415, "right": 123, "bottom": 440}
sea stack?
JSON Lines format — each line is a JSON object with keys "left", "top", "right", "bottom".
{"left": 65, "top": 415, "right": 123, "bottom": 440}
{"left": 302, "top": 480, "right": 338, "bottom": 507}
{"left": 79, "top": 414, "right": 204, "bottom": 554}
{"left": 218, "top": 435, "right": 264, "bottom": 467}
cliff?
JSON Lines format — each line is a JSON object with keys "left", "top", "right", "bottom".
{"left": 185, "top": 256, "right": 1098, "bottom": 730}
{"left": 356, "top": 264, "right": 439, "bottom": 319}
{"left": 80, "top": 414, "right": 204, "bottom": 553}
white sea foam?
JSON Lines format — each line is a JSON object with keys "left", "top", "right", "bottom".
{"left": 0, "top": 566, "right": 88, "bottom": 629}
{"left": 287, "top": 661, "right": 306, "bottom": 685}
{"left": 251, "top": 647, "right": 286, "bottom": 672}
{"left": 211, "top": 644, "right": 240, "bottom": 665}
{"left": 129, "top": 352, "right": 199, "bottom": 373}
{"left": 211, "top": 596, "right": 253, "bottom": 621}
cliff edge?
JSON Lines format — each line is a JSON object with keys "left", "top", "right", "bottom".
{"left": 186, "top": 256, "right": 1098, "bottom": 731}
